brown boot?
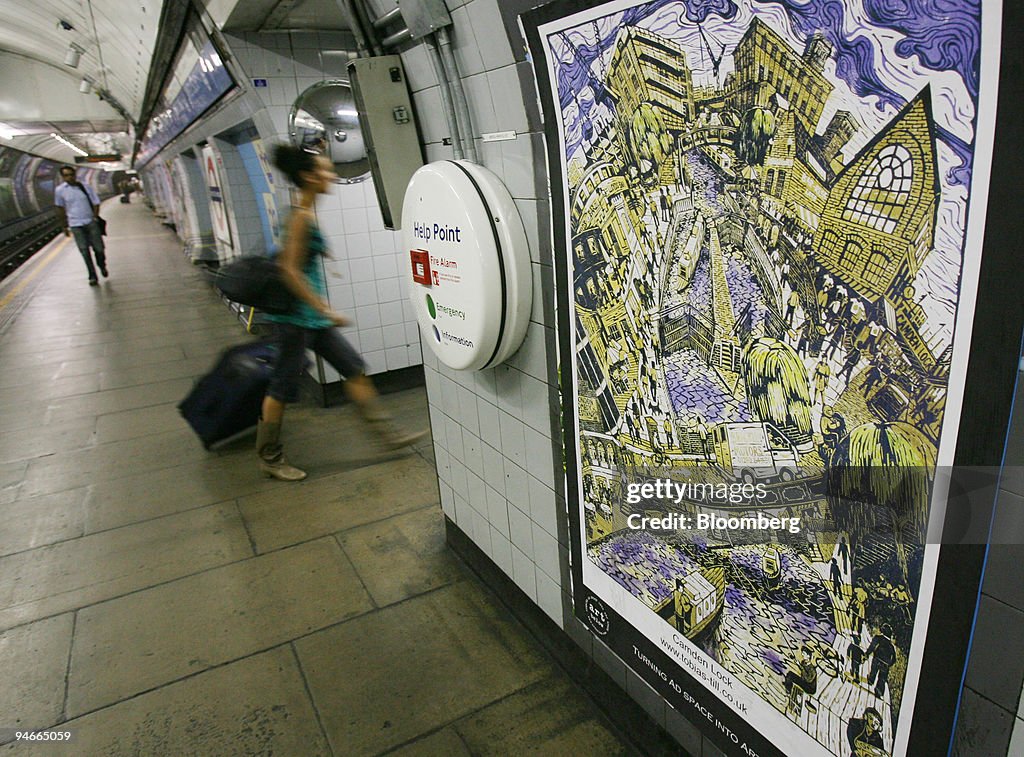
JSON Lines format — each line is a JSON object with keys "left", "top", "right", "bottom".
{"left": 361, "top": 403, "right": 428, "bottom": 450}
{"left": 256, "top": 420, "right": 306, "bottom": 481}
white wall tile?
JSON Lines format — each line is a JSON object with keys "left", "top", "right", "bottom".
{"left": 499, "top": 411, "right": 526, "bottom": 469}
{"left": 469, "top": 506, "right": 492, "bottom": 556}
{"left": 439, "top": 480, "right": 454, "bottom": 518}
{"left": 466, "top": 0, "right": 515, "bottom": 71}
{"left": 412, "top": 87, "right": 450, "bottom": 144}
{"left": 376, "top": 278, "right": 403, "bottom": 303}
{"left": 359, "top": 327, "right": 384, "bottom": 352}
{"left": 529, "top": 476, "right": 559, "bottom": 538}
{"left": 355, "top": 304, "right": 382, "bottom": 329}
{"left": 342, "top": 206, "right": 369, "bottom": 234}
{"left": 501, "top": 134, "right": 538, "bottom": 200}
{"left": 448, "top": 459, "right": 468, "bottom": 500}
{"left": 350, "top": 257, "right": 375, "bottom": 283}
{"left": 477, "top": 396, "right": 500, "bottom": 445}
{"left": 380, "top": 301, "right": 405, "bottom": 326}
{"left": 400, "top": 43, "right": 438, "bottom": 93}
{"left": 450, "top": 6, "right": 485, "bottom": 77}
{"left": 503, "top": 460, "right": 530, "bottom": 516}
{"left": 520, "top": 373, "right": 552, "bottom": 437}
{"left": 508, "top": 502, "right": 533, "bottom": 555}
{"left": 353, "top": 286, "right": 379, "bottom": 307}
{"left": 363, "top": 349, "right": 386, "bottom": 375}
{"left": 434, "top": 443, "right": 451, "bottom": 483}
{"left": 386, "top": 347, "right": 410, "bottom": 370}
{"left": 461, "top": 429, "right": 484, "bottom": 477}
{"left": 532, "top": 521, "right": 561, "bottom": 583}
{"left": 486, "top": 485, "right": 509, "bottom": 537}
{"left": 490, "top": 527, "right": 514, "bottom": 578}
{"left": 535, "top": 566, "right": 563, "bottom": 625}
{"left": 463, "top": 72, "right": 498, "bottom": 136}
{"left": 493, "top": 365, "right": 523, "bottom": 416}
{"left": 466, "top": 470, "right": 486, "bottom": 511}
{"left": 487, "top": 65, "right": 529, "bottom": 133}
{"left": 481, "top": 443, "right": 505, "bottom": 493}
{"left": 382, "top": 323, "right": 407, "bottom": 349}
{"left": 457, "top": 385, "right": 481, "bottom": 437}
{"left": 511, "top": 545, "right": 538, "bottom": 602}
{"left": 373, "top": 253, "right": 399, "bottom": 279}
{"left": 445, "top": 415, "right": 465, "bottom": 460}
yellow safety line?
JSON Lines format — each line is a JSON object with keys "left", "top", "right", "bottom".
{"left": 0, "top": 236, "right": 72, "bottom": 311}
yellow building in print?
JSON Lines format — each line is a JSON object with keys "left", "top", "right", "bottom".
{"left": 761, "top": 109, "right": 831, "bottom": 234}
{"left": 813, "top": 89, "right": 938, "bottom": 301}
{"left": 731, "top": 17, "right": 833, "bottom": 134}
{"left": 606, "top": 26, "right": 695, "bottom": 129}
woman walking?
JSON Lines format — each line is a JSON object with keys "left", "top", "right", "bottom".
{"left": 257, "top": 144, "right": 425, "bottom": 481}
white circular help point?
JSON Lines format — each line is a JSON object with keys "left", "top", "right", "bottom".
{"left": 402, "top": 160, "right": 532, "bottom": 371}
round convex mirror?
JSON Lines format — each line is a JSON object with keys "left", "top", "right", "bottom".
{"left": 288, "top": 80, "right": 370, "bottom": 183}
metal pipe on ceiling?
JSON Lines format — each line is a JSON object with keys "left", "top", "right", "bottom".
{"left": 348, "top": 0, "right": 384, "bottom": 56}
{"left": 423, "top": 34, "right": 462, "bottom": 160}
{"left": 435, "top": 27, "right": 477, "bottom": 163}
{"left": 373, "top": 6, "right": 403, "bottom": 29}
{"left": 333, "top": 0, "right": 376, "bottom": 57}
{"left": 381, "top": 28, "right": 413, "bottom": 48}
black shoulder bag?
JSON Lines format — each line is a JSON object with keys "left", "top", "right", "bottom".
{"left": 71, "top": 183, "right": 106, "bottom": 235}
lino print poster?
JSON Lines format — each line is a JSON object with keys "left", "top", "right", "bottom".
{"left": 530, "top": 0, "right": 998, "bottom": 755}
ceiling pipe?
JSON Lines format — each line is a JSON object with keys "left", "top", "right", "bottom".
{"left": 381, "top": 28, "right": 412, "bottom": 48}
{"left": 335, "top": 0, "right": 381, "bottom": 57}
{"left": 373, "top": 6, "right": 402, "bottom": 29}
{"left": 435, "top": 27, "right": 477, "bottom": 163}
{"left": 423, "top": 34, "right": 462, "bottom": 160}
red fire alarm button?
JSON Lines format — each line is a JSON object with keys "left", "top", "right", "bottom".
{"left": 410, "top": 249, "right": 432, "bottom": 286}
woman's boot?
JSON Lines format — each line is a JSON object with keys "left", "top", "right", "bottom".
{"left": 256, "top": 420, "right": 306, "bottom": 481}
{"left": 360, "top": 402, "right": 427, "bottom": 450}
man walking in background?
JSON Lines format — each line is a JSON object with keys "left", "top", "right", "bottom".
{"left": 55, "top": 165, "right": 107, "bottom": 285}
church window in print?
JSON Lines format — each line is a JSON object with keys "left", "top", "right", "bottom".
{"left": 842, "top": 144, "right": 913, "bottom": 233}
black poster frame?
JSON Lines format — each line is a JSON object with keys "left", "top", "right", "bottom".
{"left": 520, "top": 1, "right": 1023, "bottom": 754}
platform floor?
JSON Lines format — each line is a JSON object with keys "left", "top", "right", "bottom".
{"left": 0, "top": 199, "right": 633, "bottom": 756}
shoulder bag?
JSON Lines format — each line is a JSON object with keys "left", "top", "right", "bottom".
{"left": 213, "top": 255, "right": 295, "bottom": 315}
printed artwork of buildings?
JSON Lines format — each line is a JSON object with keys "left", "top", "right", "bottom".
{"left": 552, "top": 2, "right": 980, "bottom": 752}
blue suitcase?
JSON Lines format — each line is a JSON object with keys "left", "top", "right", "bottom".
{"left": 178, "top": 341, "right": 277, "bottom": 449}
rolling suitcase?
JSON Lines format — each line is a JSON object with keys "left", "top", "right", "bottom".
{"left": 178, "top": 341, "right": 277, "bottom": 449}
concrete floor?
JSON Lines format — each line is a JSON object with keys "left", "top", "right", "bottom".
{"left": 0, "top": 199, "right": 633, "bottom": 756}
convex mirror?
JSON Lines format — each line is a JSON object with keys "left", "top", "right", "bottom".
{"left": 288, "top": 80, "right": 369, "bottom": 183}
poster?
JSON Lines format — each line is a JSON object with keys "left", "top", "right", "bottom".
{"left": 523, "top": 1, "right": 1000, "bottom": 755}
{"left": 202, "top": 144, "right": 233, "bottom": 255}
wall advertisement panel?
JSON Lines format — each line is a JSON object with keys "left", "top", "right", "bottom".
{"left": 523, "top": 1, "right": 1001, "bottom": 755}
{"left": 201, "top": 144, "right": 233, "bottom": 256}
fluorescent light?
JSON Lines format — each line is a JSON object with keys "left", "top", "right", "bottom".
{"left": 50, "top": 132, "right": 88, "bottom": 156}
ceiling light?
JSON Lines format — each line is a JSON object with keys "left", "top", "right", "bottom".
{"left": 50, "top": 132, "right": 88, "bottom": 156}
{"left": 79, "top": 78, "right": 92, "bottom": 94}
{"left": 64, "top": 44, "right": 83, "bottom": 68}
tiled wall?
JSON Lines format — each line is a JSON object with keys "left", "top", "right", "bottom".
{"left": 400, "top": 1, "right": 725, "bottom": 753}
{"left": 215, "top": 29, "right": 423, "bottom": 378}
{"left": 314, "top": 181, "right": 422, "bottom": 378}
{"left": 210, "top": 136, "right": 264, "bottom": 259}
{"left": 954, "top": 367, "right": 1024, "bottom": 756}
{"left": 402, "top": 0, "right": 567, "bottom": 620}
